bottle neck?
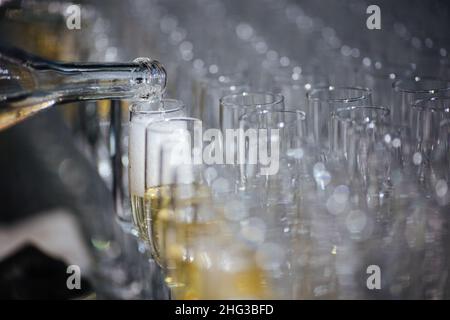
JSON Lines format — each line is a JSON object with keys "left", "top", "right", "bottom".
{"left": 0, "top": 46, "right": 166, "bottom": 130}
{"left": 32, "top": 59, "right": 166, "bottom": 102}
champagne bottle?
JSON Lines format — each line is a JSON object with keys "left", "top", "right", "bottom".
{"left": 0, "top": 45, "right": 166, "bottom": 130}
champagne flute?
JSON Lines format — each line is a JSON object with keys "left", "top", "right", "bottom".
{"left": 144, "top": 117, "right": 204, "bottom": 284}
{"left": 128, "top": 99, "right": 185, "bottom": 241}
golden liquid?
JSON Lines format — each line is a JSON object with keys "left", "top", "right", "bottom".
{"left": 146, "top": 184, "right": 212, "bottom": 265}
{"left": 130, "top": 193, "right": 149, "bottom": 241}
{"left": 131, "top": 184, "right": 212, "bottom": 259}
{"left": 133, "top": 183, "right": 271, "bottom": 299}
{"left": 158, "top": 217, "right": 222, "bottom": 283}
{"left": 171, "top": 244, "right": 271, "bottom": 300}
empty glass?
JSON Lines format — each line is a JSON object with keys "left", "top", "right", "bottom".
{"left": 306, "top": 86, "right": 372, "bottom": 155}
{"left": 220, "top": 92, "right": 285, "bottom": 131}
{"left": 198, "top": 72, "right": 248, "bottom": 129}
{"left": 392, "top": 76, "right": 450, "bottom": 126}
{"left": 411, "top": 96, "right": 450, "bottom": 205}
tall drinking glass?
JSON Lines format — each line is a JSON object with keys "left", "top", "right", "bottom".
{"left": 411, "top": 96, "right": 450, "bottom": 205}
{"left": 128, "top": 99, "right": 185, "bottom": 241}
{"left": 198, "top": 72, "right": 248, "bottom": 129}
{"left": 392, "top": 76, "right": 450, "bottom": 126}
{"left": 306, "top": 86, "right": 372, "bottom": 155}
{"left": 219, "top": 92, "right": 284, "bottom": 188}
{"left": 220, "top": 92, "right": 285, "bottom": 131}
{"left": 143, "top": 117, "right": 204, "bottom": 275}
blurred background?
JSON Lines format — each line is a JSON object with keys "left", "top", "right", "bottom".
{"left": 0, "top": 0, "right": 449, "bottom": 299}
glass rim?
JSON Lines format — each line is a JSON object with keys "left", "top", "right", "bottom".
{"left": 219, "top": 91, "right": 284, "bottom": 108}
{"left": 332, "top": 106, "right": 390, "bottom": 123}
{"left": 412, "top": 96, "right": 450, "bottom": 112}
{"left": 240, "top": 109, "right": 306, "bottom": 122}
{"left": 129, "top": 98, "right": 185, "bottom": 115}
{"left": 393, "top": 76, "right": 450, "bottom": 94}
{"left": 306, "top": 86, "right": 372, "bottom": 103}
{"left": 145, "top": 116, "right": 202, "bottom": 133}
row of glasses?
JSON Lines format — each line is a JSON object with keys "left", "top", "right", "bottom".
{"left": 134, "top": 114, "right": 282, "bottom": 299}
{"left": 236, "top": 102, "right": 447, "bottom": 299}
{"left": 306, "top": 86, "right": 373, "bottom": 157}
{"left": 126, "top": 85, "right": 449, "bottom": 299}
{"left": 118, "top": 0, "right": 450, "bottom": 299}
{"left": 225, "top": 80, "right": 448, "bottom": 298}
{"left": 128, "top": 99, "right": 185, "bottom": 241}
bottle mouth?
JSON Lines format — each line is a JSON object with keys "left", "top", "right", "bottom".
{"left": 131, "top": 57, "right": 167, "bottom": 99}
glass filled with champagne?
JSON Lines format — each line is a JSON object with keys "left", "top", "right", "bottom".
{"left": 128, "top": 99, "right": 185, "bottom": 241}
{"left": 143, "top": 116, "right": 208, "bottom": 289}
